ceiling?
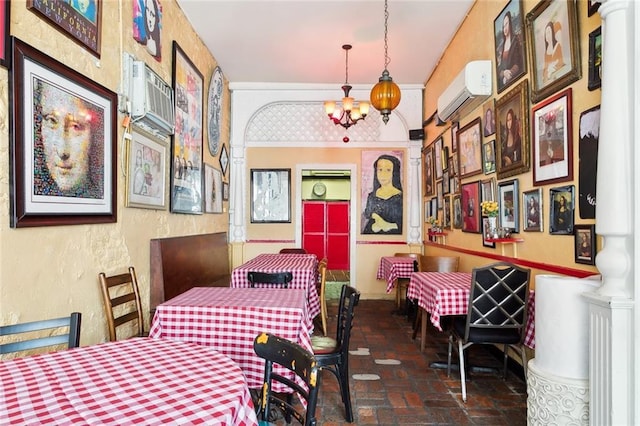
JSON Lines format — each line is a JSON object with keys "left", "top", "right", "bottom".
{"left": 175, "top": 0, "right": 474, "bottom": 86}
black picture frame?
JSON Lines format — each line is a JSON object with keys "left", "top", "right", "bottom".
{"left": 493, "top": 0, "right": 527, "bottom": 94}
{"left": 523, "top": 188, "right": 543, "bottom": 232}
{"left": 588, "top": 0, "right": 601, "bottom": 17}
{"left": 251, "top": 169, "right": 291, "bottom": 223}
{"left": 219, "top": 144, "right": 229, "bottom": 176}
{"left": 498, "top": 178, "right": 520, "bottom": 233}
{"left": 550, "top": 185, "right": 575, "bottom": 235}
{"left": 574, "top": 224, "right": 596, "bottom": 265}
{"left": 588, "top": 27, "right": 602, "bottom": 91}
{"left": 0, "top": 1, "right": 9, "bottom": 68}
{"left": 9, "top": 38, "right": 117, "bottom": 227}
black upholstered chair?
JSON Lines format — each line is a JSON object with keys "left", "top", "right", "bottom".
{"left": 0, "top": 312, "right": 81, "bottom": 355}
{"left": 447, "top": 261, "right": 531, "bottom": 402}
{"left": 310, "top": 285, "right": 360, "bottom": 422}
{"left": 253, "top": 332, "right": 320, "bottom": 426}
{"left": 247, "top": 271, "right": 293, "bottom": 288}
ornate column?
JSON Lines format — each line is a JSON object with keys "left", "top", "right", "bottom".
{"left": 582, "top": 1, "right": 637, "bottom": 425}
{"left": 407, "top": 140, "right": 423, "bottom": 245}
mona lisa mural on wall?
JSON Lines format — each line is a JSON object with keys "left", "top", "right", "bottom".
{"left": 361, "top": 150, "right": 404, "bottom": 235}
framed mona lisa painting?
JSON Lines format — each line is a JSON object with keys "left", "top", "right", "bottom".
{"left": 494, "top": 0, "right": 527, "bottom": 94}
{"left": 361, "top": 150, "right": 404, "bottom": 235}
{"left": 495, "top": 79, "right": 529, "bottom": 180}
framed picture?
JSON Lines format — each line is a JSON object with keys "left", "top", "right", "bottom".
{"left": 588, "top": 27, "right": 602, "bottom": 91}
{"left": 526, "top": 0, "right": 581, "bottom": 103}
{"left": 461, "top": 180, "right": 481, "bottom": 233}
{"left": 443, "top": 196, "right": 451, "bottom": 229}
{"left": 207, "top": 66, "right": 224, "bottom": 156}
{"left": 495, "top": 79, "right": 529, "bottom": 179}
{"left": 10, "top": 38, "right": 116, "bottom": 228}
{"left": 27, "top": 0, "right": 102, "bottom": 57}
{"left": 171, "top": 41, "right": 204, "bottom": 214}
{"left": 361, "top": 150, "right": 404, "bottom": 234}
{"left": 424, "top": 146, "right": 435, "bottom": 197}
{"left": 482, "top": 99, "right": 496, "bottom": 136}
{"left": 430, "top": 197, "right": 438, "bottom": 221}
{"left": 578, "top": 105, "right": 600, "bottom": 219}
{"left": 532, "top": 88, "right": 573, "bottom": 186}
{"left": 251, "top": 169, "right": 291, "bottom": 223}
{"left": 549, "top": 185, "right": 575, "bottom": 235}
{"left": 481, "top": 178, "right": 496, "bottom": 203}
{"left": 483, "top": 140, "right": 496, "bottom": 174}
{"left": 522, "top": 188, "right": 543, "bottom": 232}
{"left": 451, "top": 122, "right": 459, "bottom": 152}
{"left": 223, "top": 182, "right": 229, "bottom": 201}
{"left": 457, "top": 117, "right": 482, "bottom": 179}
{"left": 437, "top": 180, "right": 444, "bottom": 209}
{"left": 574, "top": 224, "right": 596, "bottom": 265}
{"left": 498, "top": 178, "right": 519, "bottom": 232}
{"left": 482, "top": 217, "right": 497, "bottom": 248}
{"left": 219, "top": 144, "right": 229, "bottom": 176}
{"left": 434, "top": 137, "right": 444, "bottom": 180}
{"left": 588, "top": 0, "right": 601, "bottom": 17}
{"left": 424, "top": 200, "right": 431, "bottom": 222}
{"left": 204, "top": 164, "right": 223, "bottom": 214}
{"left": 0, "top": 0, "right": 9, "bottom": 68}
{"left": 494, "top": 0, "right": 527, "bottom": 94}
{"left": 442, "top": 170, "right": 450, "bottom": 194}
{"left": 452, "top": 194, "right": 462, "bottom": 229}
{"left": 126, "top": 129, "right": 167, "bottom": 210}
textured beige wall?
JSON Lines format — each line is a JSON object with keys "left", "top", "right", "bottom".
{"left": 424, "top": 0, "right": 601, "bottom": 276}
{"left": 0, "top": 1, "right": 229, "bottom": 345}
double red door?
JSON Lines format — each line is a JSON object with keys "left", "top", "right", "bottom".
{"left": 302, "top": 201, "right": 349, "bottom": 270}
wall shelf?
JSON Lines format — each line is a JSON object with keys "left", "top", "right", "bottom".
{"left": 428, "top": 231, "right": 448, "bottom": 245}
{"left": 485, "top": 237, "right": 524, "bottom": 257}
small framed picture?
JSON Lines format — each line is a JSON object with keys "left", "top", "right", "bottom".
{"left": 482, "top": 217, "right": 497, "bottom": 248}
{"left": 461, "top": 180, "right": 481, "bottom": 233}
{"left": 204, "top": 164, "right": 223, "bottom": 214}
{"left": 588, "top": 27, "right": 602, "bottom": 91}
{"left": 434, "top": 137, "right": 444, "bottom": 180}
{"left": 522, "top": 188, "right": 543, "bottom": 232}
{"left": 549, "top": 185, "right": 575, "bottom": 235}
{"left": 481, "top": 178, "right": 496, "bottom": 203}
{"left": 494, "top": 0, "right": 527, "bottom": 94}
{"left": 495, "top": 79, "right": 529, "bottom": 179}
{"left": 430, "top": 197, "right": 438, "bottom": 219}
{"left": 451, "top": 122, "right": 459, "bottom": 152}
{"left": 223, "top": 182, "right": 229, "bottom": 201}
{"left": 452, "top": 194, "right": 463, "bottom": 229}
{"left": 482, "top": 99, "right": 496, "bottom": 137}
{"left": 251, "top": 169, "right": 291, "bottom": 223}
{"left": 483, "top": 140, "right": 496, "bottom": 174}
{"left": 532, "top": 88, "right": 573, "bottom": 186}
{"left": 126, "top": 129, "right": 167, "bottom": 210}
{"left": 498, "top": 178, "right": 519, "bottom": 232}
{"left": 442, "top": 170, "right": 450, "bottom": 195}
{"left": 424, "top": 147, "right": 435, "bottom": 197}
{"left": 574, "top": 224, "right": 596, "bottom": 265}
{"left": 457, "top": 117, "right": 483, "bottom": 179}
{"left": 443, "top": 196, "right": 452, "bottom": 229}
{"left": 0, "top": 0, "right": 9, "bottom": 68}
{"left": 526, "top": 0, "right": 581, "bottom": 103}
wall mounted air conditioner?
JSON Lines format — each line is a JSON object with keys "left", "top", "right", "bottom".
{"left": 127, "top": 57, "right": 175, "bottom": 136}
{"left": 437, "top": 60, "right": 492, "bottom": 122}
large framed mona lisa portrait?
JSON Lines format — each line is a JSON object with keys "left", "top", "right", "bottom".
{"left": 10, "top": 38, "right": 117, "bottom": 228}
{"left": 361, "top": 150, "right": 404, "bottom": 235}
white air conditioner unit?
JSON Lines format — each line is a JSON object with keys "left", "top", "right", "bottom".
{"left": 129, "top": 59, "right": 175, "bottom": 135}
{"left": 437, "top": 60, "right": 492, "bottom": 122}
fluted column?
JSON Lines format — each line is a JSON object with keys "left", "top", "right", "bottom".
{"left": 407, "top": 141, "right": 423, "bottom": 244}
{"left": 229, "top": 144, "right": 246, "bottom": 244}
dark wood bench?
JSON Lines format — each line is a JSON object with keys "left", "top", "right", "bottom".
{"left": 150, "top": 232, "right": 231, "bottom": 312}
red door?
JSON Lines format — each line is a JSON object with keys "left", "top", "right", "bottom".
{"left": 302, "top": 201, "right": 350, "bottom": 270}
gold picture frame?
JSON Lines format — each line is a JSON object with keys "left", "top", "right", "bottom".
{"left": 495, "top": 79, "right": 529, "bottom": 180}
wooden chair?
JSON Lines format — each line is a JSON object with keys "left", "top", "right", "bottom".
{"left": 279, "top": 248, "right": 308, "bottom": 254}
{"left": 247, "top": 271, "right": 293, "bottom": 288}
{"left": 447, "top": 262, "right": 531, "bottom": 402}
{"left": 1, "top": 312, "right": 81, "bottom": 355}
{"left": 310, "top": 285, "right": 360, "bottom": 422}
{"left": 316, "top": 257, "right": 328, "bottom": 336}
{"left": 393, "top": 252, "right": 420, "bottom": 312}
{"left": 98, "top": 267, "right": 146, "bottom": 341}
{"left": 253, "top": 332, "right": 320, "bottom": 426}
{"left": 412, "top": 255, "right": 460, "bottom": 340}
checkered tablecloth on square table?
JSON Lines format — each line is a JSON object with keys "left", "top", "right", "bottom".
{"left": 377, "top": 256, "right": 417, "bottom": 293}
{"left": 149, "top": 287, "right": 313, "bottom": 391}
{"left": 0, "top": 338, "right": 258, "bottom": 425}
{"left": 408, "top": 272, "right": 536, "bottom": 348}
{"left": 231, "top": 253, "right": 320, "bottom": 319}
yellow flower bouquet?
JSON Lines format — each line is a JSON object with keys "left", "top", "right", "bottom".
{"left": 481, "top": 200, "right": 499, "bottom": 217}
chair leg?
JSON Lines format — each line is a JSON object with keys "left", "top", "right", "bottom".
{"left": 336, "top": 362, "right": 354, "bottom": 422}
{"left": 458, "top": 340, "right": 467, "bottom": 403}
{"left": 520, "top": 344, "right": 528, "bottom": 383}
{"left": 395, "top": 282, "right": 401, "bottom": 309}
{"left": 447, "top": 334, "right": 453, "bottom": 377}
{"left": 503, "top": 344, "right": 509, "bottom": 379}
{"left": 412, "top": 308, "right": 422, "bottom": 340}
{"left": 320, "top": 297, "right": 328, "bottom": 336}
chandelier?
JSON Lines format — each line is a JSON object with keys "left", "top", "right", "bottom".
{"left": 324, "top": 44, "right": 370, "bottom": 129}
{"left": 370, "top": 0, "right": 401, "bottom": 124}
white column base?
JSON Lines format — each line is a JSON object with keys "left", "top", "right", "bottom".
{"left": 527, "top": 360, "right": 589, "bottom": 425}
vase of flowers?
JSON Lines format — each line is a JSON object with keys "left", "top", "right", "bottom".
{"left": 481, "top": 201, "right": 499, "bottom": 238}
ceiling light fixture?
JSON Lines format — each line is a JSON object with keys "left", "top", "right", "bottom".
{"left": 324, "top": 44, "right": 370, "bottom": 129}
{"left": 370, "top": 0, "right": 401, "bottom": 124}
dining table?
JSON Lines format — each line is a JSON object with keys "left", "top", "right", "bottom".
{"left": 377, "top": 255, "right": 417, "bottom": 293}
{"left": 231, "top": 253, "right": 321, "bottom": 319}
{"left": 408, "top": 271, "right": 536, "bottom": 353}
{"left": 0, "top": 337, "right": 258, "bottom": 425}
{"left": 149, "top": 286, "right": 313, "bottom": 392}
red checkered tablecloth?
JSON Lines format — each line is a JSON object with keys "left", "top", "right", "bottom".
{"left": 377, "top": 256, "right": 416, "bottom": 293}
{"left": 408, "top": 272, "right": 535, "bottom": 348}
{"left": 0, "top": 338, "right": 258, "bottom": 425}
{"left": 231, "top": 253, "right": 320, "bottom": 320}
{"left": 149, "top": 287, "right": 313, "bottom": 391}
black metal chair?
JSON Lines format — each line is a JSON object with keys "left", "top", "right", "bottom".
{"left": 279, "top": 248, "right": 308, "bottom": 254}
{"left": 0, "top": 312, "right": 82, "bottom": 355}
{"left": 253, "top": 332, "right": 320, "bottom": 426}
{"left": 310, "top": 285, "right": 360, "bottom": 422}
{"left": 247, "top": 271, "right": 293, "bottom": 288}
{"left": 447, "top": 262, "right": 531, "bottom": 402}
